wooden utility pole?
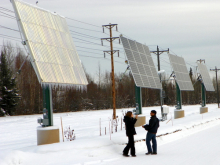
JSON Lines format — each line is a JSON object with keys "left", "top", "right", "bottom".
{"left": 197, "top": 59, "right": 206, "bottom": 107}
{"left": 101, "top": 23, "right": 119, "bottom": 119}
{"left": 150, "top": 46, "right": 169, "bottom": 120}
{"left": 210, "top": 67, "right": 220, "bottom": 108}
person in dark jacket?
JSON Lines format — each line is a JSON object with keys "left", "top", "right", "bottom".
{"left": 142, "top": 110, "right": 159, "bottom": 155}
{"left": 123, "top": 111, "right": 138, "bottom": 157}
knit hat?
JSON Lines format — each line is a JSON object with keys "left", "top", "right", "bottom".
{"left": 151, "top": 110, "right": 157, "bottom": 114}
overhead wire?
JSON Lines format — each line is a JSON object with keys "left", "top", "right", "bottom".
{"left": 0, "top": 7, "right": 14, "bottom": 13}
{"left": 66, "top": 17, "right": 101, "bottom": 28}
{"left": 0, "top": 14, "right": 16, "bottom": 20}
{"left": 0, "top": 33, "right": 21, "bottom": 40}
{"left": 0, "top": 25, "right": 20, "bottom": 32}
{"left": 0, "top": 44, "right": 25, "bottom": 50}
{"left": 0, "top": 11, "right": 15, "bottom": 18}
{"left": 0, "top": 36, "right": 21, "bottom": 42}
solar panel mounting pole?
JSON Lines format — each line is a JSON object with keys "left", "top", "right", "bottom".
{"left": 101, "top": 24, "right": 119, "bottom": 119}
{"left": 210, "top": 67, "right": 220, "bottom": 108}
{"left": 151, "top": 46, "right": 169, "bottom": 120}
{"left": 42, "top": 85, "right": 53, "bottom": 126}
{"left": 176, "top": 82, "right": 182, "bottom": 110}
{"left": 135, "top": 85, "right": 142, "bottom": 114}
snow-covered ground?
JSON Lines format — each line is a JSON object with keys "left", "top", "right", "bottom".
{"left": 0, "top": 104, "right": 220, "bottom": 165}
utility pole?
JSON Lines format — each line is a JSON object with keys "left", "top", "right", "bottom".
{"left": 210, "top": 67, "right": 220, "bottom": 108}
{"left": 101, "top": 23, "right": 119, "bottom": 119}
{"left": 150, "top": 46, "right": 169, "bottom": 120}
{"left": 197, "top": 59, "right": 206, "bottom": 107}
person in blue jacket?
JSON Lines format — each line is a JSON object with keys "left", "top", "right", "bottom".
{"left": 123, "top": 111, "right": 138, "bottom": 157}
{"left": 142, "top": 110, "right": 160, "bottom": 155}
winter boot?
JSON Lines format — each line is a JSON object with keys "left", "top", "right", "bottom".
{"left": 145, "top": 152, "right": 152, "bottom": 155}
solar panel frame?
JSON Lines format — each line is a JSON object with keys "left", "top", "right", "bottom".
{"left": 120, "top": 36, "right": 162, "bottom": 89}
{"left": 168, "top": 53, "right": 194, "bottom": 91}
{"left": 197, "top": 63, "right": 215, "bottom": 91}
{"left": 12, "top": 0, "right": 88, "bottom": 86}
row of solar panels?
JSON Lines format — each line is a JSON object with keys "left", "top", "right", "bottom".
{"left": 12, "top": 0, "right": 215, "bottom": 90}
{"left": 120, "top": 36, "right": 215, "bottom": 92}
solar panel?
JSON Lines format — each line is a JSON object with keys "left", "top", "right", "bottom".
{"left": 168, "top": 54, "right": 194, "bottom": 91}
{"left": 197, "top": 63, "right": 215, "bottom": 91}
{"left": 120, "top": 36, "right": 161, "bottom": 89}
{"left": 12, "top": 0, "right": 88, "bottom": 86}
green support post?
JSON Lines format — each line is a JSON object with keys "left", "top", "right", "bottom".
{"left": 176, "top": 82, "right": 182, "bottom": 110}
{"left": 201, "top": 83, "right": 206, "bottom": 107}
{"left": 135, "top": 85, "right": 142, "bottom": 114}
{"left": 43, "top": 85, "right": 53, "bottom": 126}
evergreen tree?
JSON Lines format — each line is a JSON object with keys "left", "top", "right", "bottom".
{"left": 189, "top": 67, "right": 193, "bottom": 81}
{"left": 0, "top": 50, "right": 19, "bottom": 116}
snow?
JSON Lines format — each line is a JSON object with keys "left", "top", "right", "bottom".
{"left": 0, "top": 104, "right": 220, "bottom": 165}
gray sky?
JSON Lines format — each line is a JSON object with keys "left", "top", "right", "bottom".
{"left": 1, "top": 0, "right": 220, "bottom": 80}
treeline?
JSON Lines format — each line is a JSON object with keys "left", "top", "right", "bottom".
{"left": 0, "top": 44, "right": 219, "bottom": 116}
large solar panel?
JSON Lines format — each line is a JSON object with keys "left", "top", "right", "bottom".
{"left": 168, "top": 54, "right": 194, "bottom": 91}
{"left": 197, "top": 63, "right": 215, "bottom": 91}
{"left": 12, "top": 0, "right": 88, "bottom": 86}
{"left": 120, "top": 36, "right": 161, "bottom": 89}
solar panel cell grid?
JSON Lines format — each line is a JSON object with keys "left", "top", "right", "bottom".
{"left": 13, "top": 0, "right": 88, "bottom": 85}
{"left": 120, "top": 36, "right": 162, "bottom": 89}
{"left": 197, "top": 63, "right": 215, "bottom": 91}
{"left": 168, "top": 53, "right": 194, "bottom": 91}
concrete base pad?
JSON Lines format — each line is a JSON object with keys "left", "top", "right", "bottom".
{"left": 200, "top": 107, "right": 208, "bottom": 114}
{"left": 135, "top": 115, "right": 146, "bottom": 127}
{"left": 37, "top": 126, "right": 60, "bottom": 145}
{"left": 174, "top": 109, "right": 185, "bottom": 119}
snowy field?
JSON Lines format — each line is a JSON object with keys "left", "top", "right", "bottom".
{"left": 1, "top": 104, "right": 220, "bottom": 165}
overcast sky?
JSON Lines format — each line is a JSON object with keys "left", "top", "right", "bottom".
{"left": 1, "top": 0, "right": 219, "bottom": 80}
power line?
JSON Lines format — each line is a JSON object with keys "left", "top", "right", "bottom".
{"left": 66, "top": 17, "right": 101, "bottom": 28}
{"left": 0, "top": 36, "right": 21, "bottom": 42}
{"left": 75, "top": 45, "right": 105, "bottom": 51}
{"left": 77, "top": 49, "right": 104, "bottom": 56}
{"left": 158, "top": 46, "right": 197, "bottom": 67}
{"left": 0, "top": 7, "right": 14, "bottom": 13}
{"left": 70, "top": 31, "right": 122, "bottom": 47}
{"left": 68, "top": 26, "right": 102, "bottom": 33}
{"left": 72, "top": 36, "right": 104, "bottom": 46}
{"left": 71, "top": 33, "right": 100, "bottom": 41}
{"left": 0, "top": 44, "right": 25, "bottom": 50}
{"left": 0, "top": 25, "right": 20, "bottom": 32}
{"left": 70, "top": 30, "right": 100, "bottom": 39}
{"left": 79, "top": 54, "right": 126, "bottom": 65}
{"left": 0, "top": 33, "right": 20, "bottom": 40}
{"left": 0, "top": 14, "right": 16, "bottom": 20}
{"left": 0, "top": 11, "right": 15, "bottom": 18}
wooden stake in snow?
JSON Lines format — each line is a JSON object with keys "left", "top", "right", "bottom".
{"left": 100, "top": 118, "right": 101, "bottom": 136}
{"left": 121, "top": 117, "right": 122, "bottom": 131}
{"left": 171, "top": 113, "right": 173, "bottom": 126}
{"left": 105, "top": 127, "right": 106, "bottom": 135}
{"left": 60, "top": 117, "right": 64, "bottom": 142}
{"left": 166, "top": 118, "right": 171, "bottom": 124}
{"left": 111, "top": 117, "right": 113, "bottom": 134}
{"left": 109, "top": 120, "right": 111, "bottom": 140}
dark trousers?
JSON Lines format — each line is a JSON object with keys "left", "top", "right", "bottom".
{"left": 146, "top": 132, "right": 157, "bottom": 153}
{"left": 123, "top": 135, "right": 135, "bottom": 155}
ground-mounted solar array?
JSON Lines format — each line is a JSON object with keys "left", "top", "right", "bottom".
{"left": 120, "top": 36, "right": 161, "bottom": 89}
{"left": 197, "top": 63, "right": 215, "bottom": 91}
{"left": 168, "top": 53, "right": 194, "bottom": 91}
{"left": 12, "top": 0, "right": 88, "bottom": 86}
